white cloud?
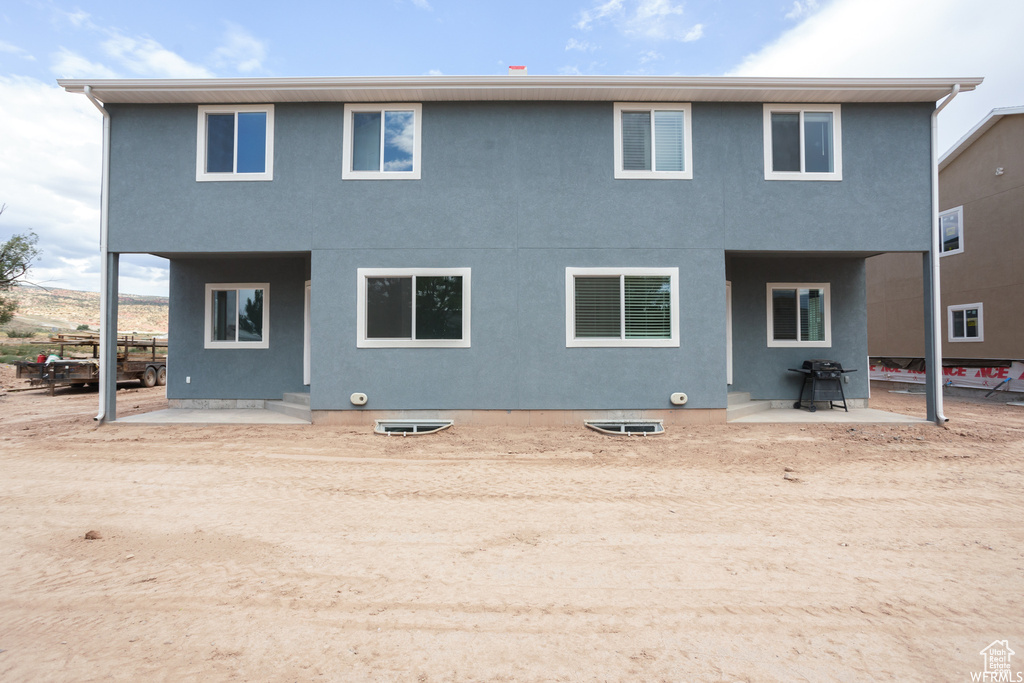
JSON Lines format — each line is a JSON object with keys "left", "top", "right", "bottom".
{"left": 426, "top": 69, "right": 443, "bottom": 75}
{"left": 559, "top": 65, "right": 583, "bottom": 75}
{"left": 410, "top": 0, "right": 433, "bottom": 9}
{"left": 785, "top": 0, "right": 819, "bottom": 20}
{"left": 211, "top": 23, "right": 267, "bottom": 74}
{"left": 0, "top": 76, "right": 106, "bottom": 292}
{"left": 50, "top": 47, "right": 119, "bottom": 78}
{"left": 728, "top": 0, "right": 1024, "bottom": 151}
{"left": 576, "top": 0, "right": 624, "bottom": 30}
{"left": 0, "top": 40, "right": 35, "bottom": 61}
{"left": 639, "top": 49, "right": 662, "bottom": 64}
{"left": 566, "top": 38, "right": 596, "bottom": 51}
{"left": 101, "top": 34, "right": 213, "bottom": 78}
{"left": 575, "top": 0, "right": 703, "bottom": 42}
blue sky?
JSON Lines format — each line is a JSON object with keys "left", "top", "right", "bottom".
{"left": 1, "top": 0, "right": 1022, "bottom": 295}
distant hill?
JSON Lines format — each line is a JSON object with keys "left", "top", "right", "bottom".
{"left": 3, "top": 285, "right": 168, "bottom": 335}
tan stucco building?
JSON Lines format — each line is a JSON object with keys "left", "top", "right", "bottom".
{"left": 868, "top": 107, "right": 1024, "bottom": 362}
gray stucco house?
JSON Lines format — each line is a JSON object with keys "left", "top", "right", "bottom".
{"left": 60, "top": 75, "right": 981, "bottom": 425}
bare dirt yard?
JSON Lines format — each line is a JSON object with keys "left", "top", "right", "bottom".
{"left": 1, "top": 368, "right": 1022, "bottom": 682}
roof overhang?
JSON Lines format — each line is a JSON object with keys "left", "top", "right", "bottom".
{"left": 58, "top": 75, "right": 983, "bottom": 106}
{"left": 939, "top": 104, "right": 1024, "bottom": 170}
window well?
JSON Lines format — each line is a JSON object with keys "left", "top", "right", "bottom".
{"left": 374, "top": 419, "right": 453, "bottom": 436}
{"left": 585, "top": 419, "right": 664, "bottom": 436}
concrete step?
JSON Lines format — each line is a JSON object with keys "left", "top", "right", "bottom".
{"left": 282, "top": 391, "right": 311, "bottom": 407}
{"left": 265, "top": 399, "right": 311, "bottom": 422}
{"left": 727, "top": 391, "right": 751, "bottom": 406}
{"left": 726, "top": 400, "right": 773, "bottom": 420}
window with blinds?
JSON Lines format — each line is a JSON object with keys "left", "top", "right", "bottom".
{"left": 614, "top": 103, "right": 692, "bottom": 179}
{"left": 567, "top": 268, "right": 679, "bottom": 347}
{"left": 766, "top": 283, "right": 831, "bottom": 347}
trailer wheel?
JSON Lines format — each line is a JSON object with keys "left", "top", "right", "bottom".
{"left": 142, "top": 366, "right": 158, "bottom": 388}
{"left": 156, "top": 366, "right": 167, "bottom": 386}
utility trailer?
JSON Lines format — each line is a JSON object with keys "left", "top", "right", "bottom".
{"left": 14, "top": 334, "right": 167, "bottom": 395}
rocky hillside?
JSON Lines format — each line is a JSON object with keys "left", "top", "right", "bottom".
{"left": 3, "top": 285, "right": 168, "bottom": 335}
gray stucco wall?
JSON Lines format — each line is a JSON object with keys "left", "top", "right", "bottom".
{"left": 107, "top": 101, "right": 934, "bottom": 255}
{"left": 110, "top": 99, "right": 931, "bottom": 409}
{"left": 167, "top": 257, "right": 310, "bottom": 400}
{"left": 727, "top": 256, "right": 869, "bottom": 400}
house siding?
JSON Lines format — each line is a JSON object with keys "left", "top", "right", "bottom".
{"left": 107, "top": 99, "right": 934, "bottom": 410}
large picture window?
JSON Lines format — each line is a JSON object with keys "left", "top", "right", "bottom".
{"left": 948, "top": 302, "right": 983, "bottom": 342}
{"left": 940, "top": 205, "right": 964, "bottom": 256}
{"left": 343, "top": 104, "right": 422, "bottom": 180}
{"left": 763, "top": 104, "right": 842, "bottom": 181}
{"left": 566, "top": 268, "right": 679, "bottom": 347}
{"left": 196, "top": 105, "right": 274, "bottom": 181}
{"left": 357, "top": 268, "right": 470, "bottom": 348}
{"left": 204, "top": 283, "right": 269, "bottom": 349}
{"left": 766, "top": 283, "right": 831, "bottom": 347}
{"left": 613, "top": 103, "right": 692, "bottom": 179}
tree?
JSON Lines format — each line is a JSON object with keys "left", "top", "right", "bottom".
{"left": 0, "top": 204, "right": 43, "bottom": 327}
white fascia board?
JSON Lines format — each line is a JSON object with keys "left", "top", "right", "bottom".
{"left": 58, "top": 76, "right": 984, "bottom": 106}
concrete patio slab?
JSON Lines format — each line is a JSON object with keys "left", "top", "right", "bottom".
{"left": 728, "top": 407, "right": 928, "bottom": 424}
{"left": 116, "top": 409, "right": 310, "bottom": 425}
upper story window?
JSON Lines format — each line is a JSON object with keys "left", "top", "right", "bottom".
{"left": 357, "top": 268, "right": 469, "bottom": 348}
{"left": 343, "top": 103, "right": 422, "bottom": 180}
{"left": 766, "top": 283, "right": 832, "bottom": 347}
{"left": 196, "top": 105, "right": 274, "bottom": 182}
{"left": 613, "top": 103, "right": 692, "bottom": 179}
{"left": 940, "top": 205, "right": 964, "bottom": 255}
{"left": 565, "top": 267, "right": 680, "bottom": 347}
{"left": 948, "top": 302, "right": 983, "bottom": 342}
{"left": 204, "top": 283, "right": 270, "bottom": 349}
{"left": 763, "top": 104, "right": 842, "bottom": 181}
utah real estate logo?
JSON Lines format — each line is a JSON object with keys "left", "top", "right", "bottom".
{"left": 973, "top": 641, "right": 1022, "bottom": 682}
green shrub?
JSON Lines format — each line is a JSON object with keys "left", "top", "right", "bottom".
{"left": 76, "top": 324, "right": 91, "bottom": 331}
{"left": 4, "top": 328, "right": 38, "bottom": 338}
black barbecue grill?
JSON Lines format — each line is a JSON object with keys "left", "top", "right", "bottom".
{"left": 788, "top": 359, "right": 857, "bottom": 412}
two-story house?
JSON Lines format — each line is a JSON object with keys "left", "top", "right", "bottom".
{"left": 59, "top": 75, "right": 980, "bottom": 425}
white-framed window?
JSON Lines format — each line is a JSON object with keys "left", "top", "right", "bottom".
{"left": 204, "top": 283, "right": 270, "bottom": 349}
{"left": 613, "top": 103, "right": 693, "bottom": 179}
{"left": 357, "top": 268, "right": 469, "bottom": 348}
{"left": 940, "top": 205, "right": 964, "bottom": 256}
{"left": 565, "top": 268, "right": 679, "bottom": 348}
{"left": 766, "top": 283, "right": 831, "bottom": 347}
{"left": 195, "top": 105, "right": 274, "bottom": 181}
{"left": 763, "top": 104, "right": 842, "bottom": 181}
{"left": 343, "top": 103, "right": 422, "bottom": 180}
{"left": 948, "top": 302, "right": 983, "bottom": 342}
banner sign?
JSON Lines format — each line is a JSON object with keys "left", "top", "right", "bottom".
{"left": 870, "top": 360, "right": 1024, "bottom": 393}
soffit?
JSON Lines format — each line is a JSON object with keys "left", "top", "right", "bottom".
{"left": 58, "top": 76, "right": 983, "bottom": 105}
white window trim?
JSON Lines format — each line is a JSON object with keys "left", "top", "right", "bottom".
{"left": 766, "top": 282, "right": 832, "bottom": 348}
{"left": 613, "top": 102, "right": 693, "bottom": 180}
{"left": 947, "top": 302, "right": 984, "bottom": 342}
{"left": 343, "top": 103, "right": 422, "bottom": 180}
{"left": 204, "top": 282, "right": 270, "bottom": 349}
{"left": 762, "top": 104, "right": 842, "bottom": 181}
{"left": 195, "top": 105, "right": 274, "bottom": 182}
{"left": 565, "top": 267, "right": 680, "bottom": 348}
{"left": 939, "top": 205, "right": 964, "bottom": 257}
{"left": 357, "top": 268, "right": 470, "bottom": 348}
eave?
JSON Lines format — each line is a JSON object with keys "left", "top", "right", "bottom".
{"left": 58, "top": 75, "right": 983, "bottom": 106}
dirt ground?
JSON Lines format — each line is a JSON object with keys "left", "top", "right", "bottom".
{"left": 1, "top": 366, "right": 1022, "bottom": 682}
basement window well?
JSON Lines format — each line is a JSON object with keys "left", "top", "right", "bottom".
{"left": 373, "top": 419, "right": 453, "bottom": 436}
{"left": 585, "top": 419, "right": 664, "bottom": 436}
